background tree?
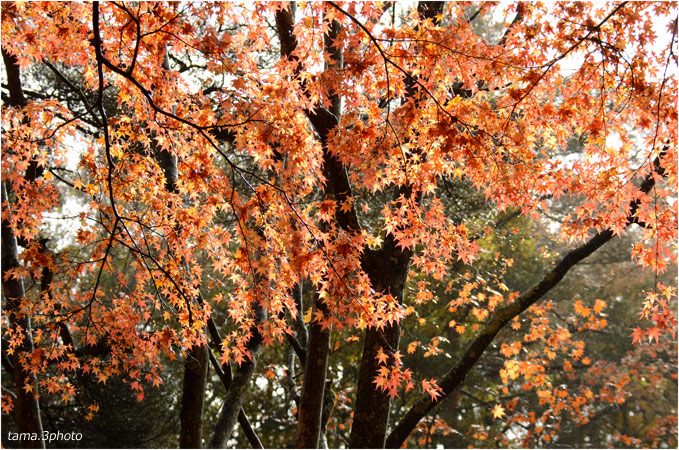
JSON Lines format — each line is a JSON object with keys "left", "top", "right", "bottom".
{"left": 2, "top": 2, "right": 677, "bottom": 449}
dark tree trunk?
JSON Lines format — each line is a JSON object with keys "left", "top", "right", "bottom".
{"left": 2, "top": 185, "right": 45, "bottom": 449}
{"left": 156, "top": 146, "right": 178, "bottom": 193}
{"left": 348, "top": 240, "right": 412, "bottom": 449}
{"left": 348, "top": 2, "right": 443, "bottom": 447}
{"left": 166, "top": 136, "right": 209, "bottom": 449}
{"left": 276, "top": 8, "right": 349, "bottom": 448}
{"left": 156, "top": 48, "right": 178, "bottom": 194}
{"left": 295, "top": 297, "right": 332, "bottom": 448}
{"left": 148, "top": 50, "right": 211, "bottom": 449}
{"left": 3, "top": 50, "right": 27, "bottom": 107}
{"left": 2, "top": 50, "right": 45, "bottom": 450}
{"left": 179, "top": 344, "right": 209, "bottom": 448}
{"left": 293, "top": 117, "right": 346, "bottom": 449}
{"left": 349, "top": 2, "right": 443, "bottom": 448}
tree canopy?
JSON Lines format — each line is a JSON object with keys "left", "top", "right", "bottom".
{"left": 1, "top": 1, "right": 677, "bottom": 448}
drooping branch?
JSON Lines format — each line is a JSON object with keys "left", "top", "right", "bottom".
{"left": 386, "top": 155, "right": 666, "bottom": 448}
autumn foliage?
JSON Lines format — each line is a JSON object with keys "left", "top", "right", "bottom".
{"left": 1, "top": 1, "right": 677, "bottom": 448}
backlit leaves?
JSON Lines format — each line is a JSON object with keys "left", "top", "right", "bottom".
{"left": 0, "top": 4, "right": 675, "bottom": 444}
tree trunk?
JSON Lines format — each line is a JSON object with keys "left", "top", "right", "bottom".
{"left": 275, "top": 8, "right": 348, "bottom": 448}
{"left": 348, "top": 240, "right": 412, "bottom": 449}
{"left": 150, "top": 49, "right": 210, "bottom": 449}
{"left": 2, "top": 49, "right": 45, "bottom": 450}
{"left": 2, "top": 185, "right": 45, "bottom": 449}
{"left": 179, "top": 344, "right": 208, "bottom": 448}
{"left": 156, "top": 48, "right": 179, "bottom": 194}
{"left": 295, "top": 297, "right": 332, "bottom": 448}
{"left": 348, "top": 3, "right": 444, "bottom": 446}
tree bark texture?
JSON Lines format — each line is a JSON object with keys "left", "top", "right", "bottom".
{"left": 155, "top": 48, "right": 179, "bottom": 193}
{"left": 179, "top": 344, "right": 208, "bottom": 448}
{"left": 348, "top": 239, "right": 412, "bottom": 449}
{"left": 295, "top": 296, "right": 331, "bottom": 448}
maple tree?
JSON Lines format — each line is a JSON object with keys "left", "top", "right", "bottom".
{"left": 1, "top": 1, "right": 677, "bottom": 448}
